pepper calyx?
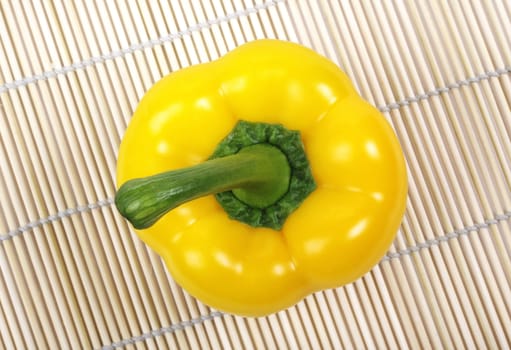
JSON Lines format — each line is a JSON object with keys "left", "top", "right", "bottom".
{"left": 211, "top": 121, "right": 316, "bottom": 230}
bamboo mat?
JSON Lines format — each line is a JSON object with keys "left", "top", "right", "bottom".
{"left": 0, "top": 0, "right": 510, "bottom": 349}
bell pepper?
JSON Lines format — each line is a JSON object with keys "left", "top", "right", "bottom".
{"left": 115, "top": 39, "right": 407, "bottom": 317}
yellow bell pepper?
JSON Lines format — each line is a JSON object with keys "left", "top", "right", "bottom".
{"left": 115, "top": 39, "right": 407, "bottom": 317}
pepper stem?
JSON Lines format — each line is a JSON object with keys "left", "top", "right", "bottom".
{"left": 117, "top": 121, "right": 316, "bottom": 230}
{"left": 115, "top": 144, "right": 290, "bottom": 230}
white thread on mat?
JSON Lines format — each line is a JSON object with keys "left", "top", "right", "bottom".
{"left": 1, "top": 196, "right": 509, "bottom": 249}
{"left": 378, "top": 66, "right": 511, "bottom": 113}
{"left": 382, "top": 211, "right": 511, "bottom": 261}
{"left": 0, "top": 198, "right": 114, "bottom": 242}
{"left": 98, "top": 311, "right": 224, "bottom": 350}
{"left": 97, "top": 211, "right": 511, "bottom": 349}
{"left": 0, "top": 0, "right": 284, "bottom": 94}
{"left": 1, "top": 64, "right": 509, "bottom": 241}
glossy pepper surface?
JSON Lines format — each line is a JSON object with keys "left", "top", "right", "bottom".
{"left": 116, "top": 40, "right": 408, "bottom": 316}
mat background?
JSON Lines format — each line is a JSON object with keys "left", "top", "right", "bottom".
{"left": 0, "top": 1, "right": 510, "bottom": 349}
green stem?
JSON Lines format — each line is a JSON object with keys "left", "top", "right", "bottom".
{"left": 115, "top": 144, "right": 290, "bottom": 229}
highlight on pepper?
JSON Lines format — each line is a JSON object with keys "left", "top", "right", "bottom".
{"left": 115, "top": 39, "right": 408, "bottom": 317}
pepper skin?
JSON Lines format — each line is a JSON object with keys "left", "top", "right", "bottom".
{"left": 116, "top": 39, "right": 408, "bottom": 316}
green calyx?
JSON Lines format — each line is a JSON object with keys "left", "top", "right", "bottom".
{"left": 210, "top": 121, "right": 316, "bottom": 229}
{"left": 115, "top": 121, "right": 316, "bottom": 230}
